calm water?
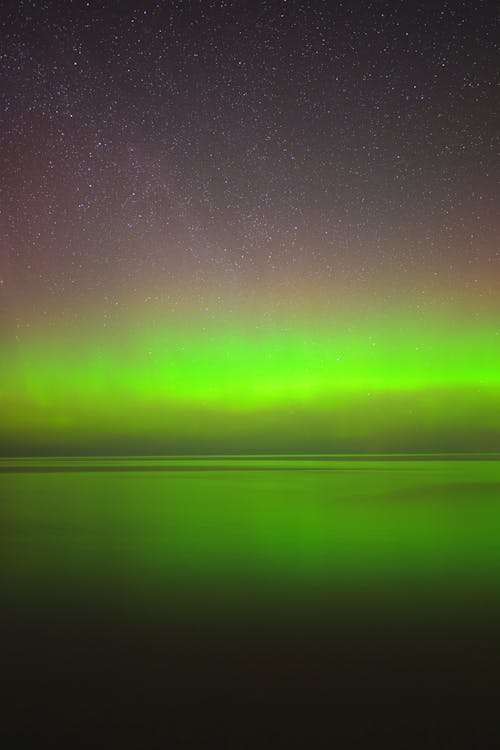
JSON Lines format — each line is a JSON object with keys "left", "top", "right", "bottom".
{"left": 1, "top": 456, "right": 500, "bottom": 611}
{"left": 2, "top": 457, "right": 500, "bottom": 746}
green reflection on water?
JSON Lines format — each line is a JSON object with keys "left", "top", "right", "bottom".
{"left": 1, "top": 458, "right": 499, "bottom": 608}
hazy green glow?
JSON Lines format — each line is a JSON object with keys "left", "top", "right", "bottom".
{"left": 1, "top": 459, "right": 500, "bottom": 611}
{"left": 1, "top": 311, "right": 499, "bottom": 452}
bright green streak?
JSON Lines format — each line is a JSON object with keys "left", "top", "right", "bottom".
{"left": 1, "top": 313, "right": 499, "bottom": 452}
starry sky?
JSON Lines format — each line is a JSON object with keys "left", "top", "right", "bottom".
{"left": 0, "top": 0, "right": 499, "bottom": 454}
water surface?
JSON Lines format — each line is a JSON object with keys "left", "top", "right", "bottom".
{"left": 2, "top": 456, "right": 499, "bottom": 614}
{"left": 2, "top": 456, "right": 500, "bottom": 746}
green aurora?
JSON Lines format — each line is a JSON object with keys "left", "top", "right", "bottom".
{"left": 1, "top": 302, "right": 499, "bottom": 454}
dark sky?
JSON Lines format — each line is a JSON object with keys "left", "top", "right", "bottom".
{"left": 1, "top": 0, "right": 498, "bottom": 323}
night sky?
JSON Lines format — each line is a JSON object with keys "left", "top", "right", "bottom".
{"left": 1, "top": 0, "right": 499, "bottom": 454}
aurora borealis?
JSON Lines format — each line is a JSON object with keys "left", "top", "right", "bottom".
{"left": 1, "top": 0, "right": 498, "bottom": 455}
{"left": 1, "top": 297, "right": 500, "bottom": 453}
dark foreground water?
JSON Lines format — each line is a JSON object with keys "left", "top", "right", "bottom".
{"left": 1, "top": 457, "right": 500, "bottom": 747}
